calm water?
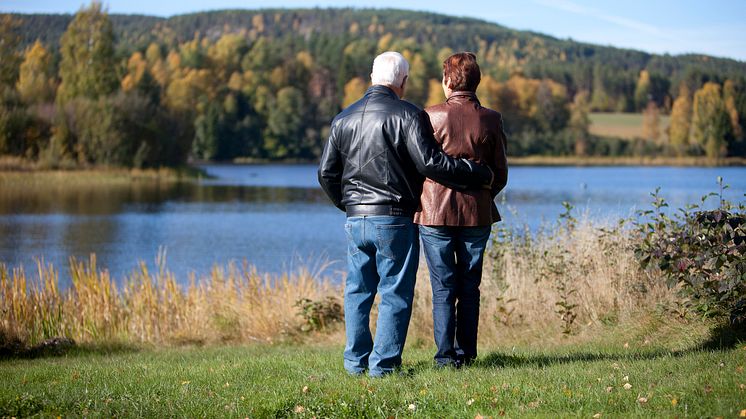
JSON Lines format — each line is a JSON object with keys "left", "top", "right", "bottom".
{"left": 1, "top": 164, "right": 744, "bottom": 284}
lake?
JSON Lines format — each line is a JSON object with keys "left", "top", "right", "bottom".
{"left": 1, "top": 164, "right": 744, "bottom": 284}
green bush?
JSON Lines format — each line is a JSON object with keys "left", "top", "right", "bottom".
{"left": 635, "top": 180, "right": 746, "bottom": 321}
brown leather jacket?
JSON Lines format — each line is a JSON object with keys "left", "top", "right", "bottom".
{"left": 414, "top": 91, "right": 508, "bottom": 226}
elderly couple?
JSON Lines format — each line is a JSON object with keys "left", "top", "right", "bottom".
{"left": 318, "top": 51, "right": 508, "bottom": 377}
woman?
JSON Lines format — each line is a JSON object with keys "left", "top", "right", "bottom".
{"left": 415, "top": 52, "right": 508, "bottom": 368}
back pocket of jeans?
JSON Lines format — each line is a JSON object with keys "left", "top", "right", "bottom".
{"left": 375, "top": 223, "right": 413, "bottom": 260}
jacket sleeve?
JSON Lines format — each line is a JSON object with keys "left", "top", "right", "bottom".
{"left": 317, "top": 124, "right": 345, "bottom": 211}
{"left": 491, "top": 114, "right": 509, "bottom": 198}
{"left": 405, "top": 110, "right": 492, "bottom": 191}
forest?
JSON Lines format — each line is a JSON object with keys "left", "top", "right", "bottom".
{"left": 1, "top": 5, "right": 745, "bottom": 167}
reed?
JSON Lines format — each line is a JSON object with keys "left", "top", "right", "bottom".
{"left": 1, "top": 218, "right": 673, "bottom": 350}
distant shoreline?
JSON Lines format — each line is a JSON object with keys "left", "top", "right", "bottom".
{"left": 229, "top": 156, "right": 746, "bottom": 167}
{"left": 1, "top": 156, "right": 744, "bottom": 179}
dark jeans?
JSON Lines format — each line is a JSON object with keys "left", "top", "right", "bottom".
{"left": 419, "top": 225, "right": 491, "bottom": 367}
{"left": 343, "top": 216, "right": 419, "bottom": 377}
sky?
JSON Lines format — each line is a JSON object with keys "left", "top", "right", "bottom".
{"left": 2, "top": 0, "right": 745, "bottom": 61}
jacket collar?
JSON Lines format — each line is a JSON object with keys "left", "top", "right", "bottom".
{"left": 447, "top": 91, "right": 480, "bottom": 104}
{"left": 366, "top": 84, "right": 400, "bottom": 99}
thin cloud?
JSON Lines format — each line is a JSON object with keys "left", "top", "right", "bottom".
{"left": 531, "top": 0, "right": 677, "bottom": 42}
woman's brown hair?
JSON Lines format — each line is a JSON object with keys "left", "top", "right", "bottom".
{"left": 443, "top": 52, "right": 481, "bottom": 92}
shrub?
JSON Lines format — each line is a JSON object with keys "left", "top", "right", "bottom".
{"left": 635, "top": 179, "right": 746, "bottom": 321}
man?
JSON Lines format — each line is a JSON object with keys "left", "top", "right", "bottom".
{"left": 318, "top": 51, "right": 493, "bottom": 377}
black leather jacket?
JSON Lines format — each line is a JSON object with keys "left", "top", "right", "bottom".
{"left": 318, "top": 85, "right": 492, "bottom": 214}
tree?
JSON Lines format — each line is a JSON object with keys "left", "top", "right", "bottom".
{"left": 642, "top": 101, "right": 661, "bottom": 143}
{"left": 342, "top": 77, "right": 367, "bottom": 108}
{"left": 425, "top": 78, "right": 444, "bottom": 108}
{"left": 16, "top": 41, "right": 56, "bottom": 104}
{"left": 569, "top": 91, "right": 590, "bottom": 156}
{"left": 57, "top": 2, "right": 118, "bottom": 103}
{"left": 691, "top": 82, "right": 731, "bottom": 158}
{"left": 668, "top": 84, "right": 692, "bottom": 154}
{"left": 0, "top": 86, "right": 30, "bottom": 155}
{"left": 0, "top": 15, "right": 21, "bottom": 87}
{"left": 265, "top": 86, "right": 307, "bottom": 158}
{"left": 634, "top": 70, "right": 651, "bottom": 111}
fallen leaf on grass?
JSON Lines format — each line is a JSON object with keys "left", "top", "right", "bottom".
{"left": 739, "top": 409, "right": 746, "bottom": 417}
{"left": 527, "top": 400, "right": 539, "bottom": 408}
{"left": 408, "top": 403, "right": 416, "bottom": 412}
{"left": 740, "top": 384, "right": 745, "bottom": 390}
{"left": 671, "top": 398, "right": 677, "bottom": 406}
{"left": 467, "top": 398, "right": 475, "bottom": 406}
{"left": 593, "top": 413, "right": 601, "bottom": 418}
{"left": 302, "top": 386, "right": 309, "bottom": 394}
{"left": 637, "top": 396, "right": 648, "bottom": 404}
{"left": 294, "top": 405, "right": 305, "bottom": 413}
{"left": 622, "top": 375, "right": 629, "bottom": 382}
{"left": 704, "top": 385, "right": 713, "bottom": 394}
{"left": 475, "top": 414, "right": 484, "bottom": 419}
{"left": 623, "top": 342, "right": 629, "bottom": 349}
{"left": 737, "top": 366, "right": 744, "bottom": 373}
{"left": 623, "top": 383, "right": 632, "bottom": 390}
{"left": 181, "top": 381, "right": 190, "bottom": 385}
{"left": 606, "top": 386, "right": 613, "bottom": 393}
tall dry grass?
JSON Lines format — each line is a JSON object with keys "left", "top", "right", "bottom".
{"left": 1, "top": 253, "right": 339, "bottom": 348}
{"left": 1, "top": 218, "right": 673, "bottom": 349}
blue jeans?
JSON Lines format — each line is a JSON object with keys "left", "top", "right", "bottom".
{"left": 419, "top": 225, "right": 491, "bottom": 367}
{"left": 343, "top": 216, "right": 419, "bottom": 377}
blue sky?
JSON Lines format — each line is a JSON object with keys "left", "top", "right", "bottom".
{"left": 3, "top": 0, "right": 745, "bottom": 61}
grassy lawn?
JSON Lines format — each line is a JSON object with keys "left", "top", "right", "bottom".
{"left": 2, "top": 326, "right": 745, "bottom": 418}
{"left": 589, "top": 112, "right": 671, "bottom": 140}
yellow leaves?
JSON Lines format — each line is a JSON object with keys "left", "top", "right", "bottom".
{"left": 425, "top": 78, "right": 445, "bottom": 108}
{"left": 739, "top": 409, "right": 746, "bottom": 417}
{"left": 671, "top": 398, "right": 678, "bottom": 406}
{"left": 637, "top": 396, "right": 648, "bottom": 404}
{"left": 466, "top": 398, "right": 475, "bottom": 406}
{"left": 293, "top": 405, "right": 305, "bottom": 413}
{"left": 623, "top": 383, "right": 632, "bottom": 390}
{"left": 180, "top": 380, "right": 190, "bottom": 385}
{"left": 343, "top": 77, "right": 368, "bottom": 108}
{"left": 592, "top": 413, "right": 601, "bottom": 418}
{"left": 302, "top": 385, "right": 309, "bottom": 394}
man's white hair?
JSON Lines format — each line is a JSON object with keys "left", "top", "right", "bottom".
{"left": 371, "top": 51, "right": 409, "bottom": 87}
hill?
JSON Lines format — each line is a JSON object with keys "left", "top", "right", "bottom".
{"left": 2, "top": 7, "right": 745, "bottom": 164}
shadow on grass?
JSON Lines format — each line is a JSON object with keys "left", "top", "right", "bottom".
{"left": 0, "top": 339, "right": 142, "bottom": 361}
{"left": 474, "top": 322, "right": 746, "bottom": 370}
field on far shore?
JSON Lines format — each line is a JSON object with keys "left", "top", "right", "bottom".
{"left": 589, "top": 112, "right": 671, "bottom": 140}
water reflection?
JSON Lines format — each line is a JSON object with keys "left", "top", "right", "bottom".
{"left": 1, "top": 164, "right": 744, "bottom": 285}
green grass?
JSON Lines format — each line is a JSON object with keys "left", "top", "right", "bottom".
{"left": 589, "top": 112, "right": 671, "bottom": 140}
{"left": 2, "top": 323, "right": 745, "bottom": 418}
